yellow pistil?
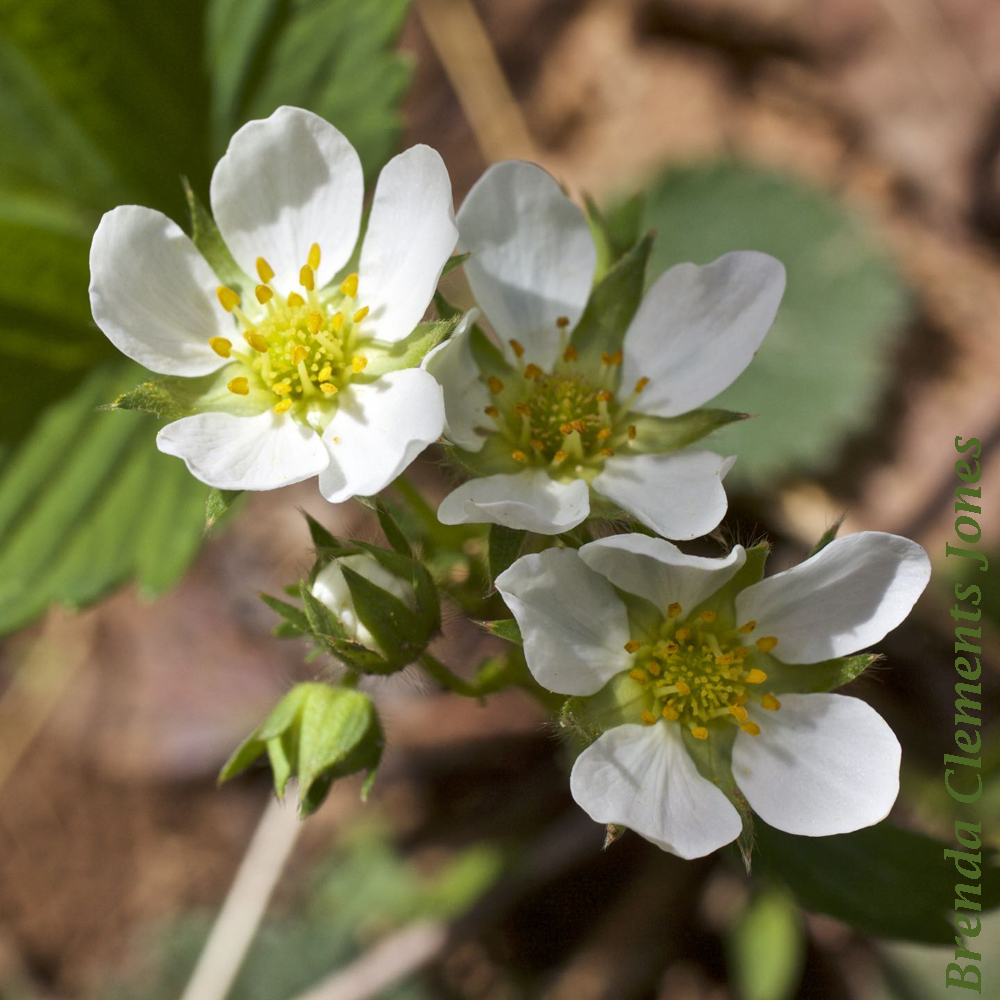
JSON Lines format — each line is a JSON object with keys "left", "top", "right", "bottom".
{"left": 624, "top": 640, "right": 642, "bottom": 654}
{"left": 353, "top": 306, "right": 369, "bottom": 323}
{"left": 351, "top": 355, "right": 368, "bottom": 373}
{"left": 509, "top": 338, "right": 525, "bottom": 358}
{"left": 256, "top": 257, "right": 274, "bottom": 283}
{"left": 209, "top": 336, "right": 232, "bottom": 358}
{"left": 641, "top": 710, "right": 657, "bottom": 726}
{"left": 320, "top": 382, "right": 338, "bottom": 395}
{"left": 756, "top": 636, "right": 778, "bottom": 654}
{"left": 761, "top": 693, "right": 782, "bottom": 711}
{"left": 255, "top": 284, "right": 273, "bottom": 304}
{"left": 340, "top": 272, "right": 358, "bottom": 298}
{"left": 244, "top": 330, "right": 269, "bottom": 353}
{"left": 741, "top": 721, "right": 761, "bottom": 737}
{"left": 308, "top": 242, "right": 321, "bottom": 271}
{"left": 227, "top": 376, "right": 249, "bottom": 395}
{"left": 217, "top": 286, "right": 240, "bottom": 312}
{"left": 667, "top": 602, "right": 682, "bottom": 619}
{"left": 273, "top": 398, "right": 292, "bottom": 414}
{"left": 745, "top": 668, "right": 768, "bottom": 685}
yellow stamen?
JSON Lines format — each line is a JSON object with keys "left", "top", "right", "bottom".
{"left": 209, "top": 336, "right": 232, "bottom": 358}
{"left": 675, "top": 680, "right": 691, "bottom": 696}
{"left": 509, "top": 338, "right": 525, "bottom": 358}
{"left": 601, "top": 350, "right": 623, "bottom": 366}
{"left": 531, "top": 439, "right": 543, "bottom": 451}
{"left": 599, "top": 448, "right": 614, "bottom": 457}
{"left": 596, "top": 390, "right": 613, "bottom": 402}
{"left": 299, "top": 265, "right": 315, "bottom": 291}
{"left": 523, "top": 363, "right": 542, "bottom": 380}
{"left": 351, "top": 356, "right": 368, "bottom": 373}
{"left": 227, "top": 376, "right": 249, "bottom": 395}
{"left": 661, "top": 641, "right": 678, "bottom": 654}
{"left": 675, "top": 628, "right": 691, "bottom": 643}
{"left": 273, "top": 398, "right": 292, "bottom": 414}
{"left": 515, "top": 403, "right": 531, "bottom": 418}
{"left": 256, "top": 257, "right": 274, "bottom": 283}
{"left": 331, "top": 312, "right": 344, "bottom": 332}
{"left": 244, "top": 330, "right": 269, "bottom": 353}
{"left": 217, "top": 286, "right": 240, "bottom": 312}
{"left": 484, "top": 405, "right": 499, "bottom": 418}
{"left": 745, "top": 668, "right": 768, "bottom": 685}
{"left": 488, "top": 376, "right": 504, "bottom": 394}
{"left": 647, "top": 662, "right": 661, "bottom": 677}
{"left": 715, "top": 653, "right": 735, "bottom": 666}
{"left": 756, "top": 636, "right": 778, "bottom": 654}
{"left": 738, "top": 620, "right": 756, "bottom": 634}
{"left": 761, "top": 694, "right": 782, "bottom": 711}
{"left": 699, "top": 610, "right": 716, "bottom": 623}
{"left": 306, "top": 312, "right": 322, "bottom": 335}
{"left": 353, "top": 306, "right": 369, "bottom": 323}
{"left": 690, "top": 726, "right": 709, "bottom": 740}
{"left": 287, "top": 291, "right": 305, "bottom": 308}
{"left": 741, "top": 721, "right": 762, "bottom": 737}
{"left": 511, "top": 449, "right": 528, "bottom": 463}
{"left": 628, "top": 424, "right": 637, "bottom": 441}
{"left": 662, "top": 705, "right": 679, "bottom": 721}
{"left": 667, "top": 602, "right": 682, "bottom": 619}
{"left": 551, "top": 450, "right": 567, "bottom": 465}
{"left": 624, "top": 640, "right": 641, "bottom": 654}
{"left": 641, "top": 710, "right": 657, "bottom": 726}
{"left": 272, "top": 382, "right": 292, "bottom": 396}
{"left": 634, "top": 376, "right": 649, "bottom": 394}
{"left": 317, "top": 365, "right": 332, "bottom": 382}
{"left": 596, "top": 428, "right": 612, "bottom": 441}
{"left": 629, "top": 668, "right": 648, "bottom": 682}
{"left": 559, "top": 422, "right": 574, "bottom": 436}
{"left": 562, "top": 344, "right": 578, "bottom": 362}
{"left": 255, "top": 284, "right": 273, "bottom": 304}
{"left": 291, "top": 345, "right": 309, "bottom": 365}
{"left": 340, "top": 272, "right": 358, "bottom": 298}
{"left": 308, "top": 242, "right": 321, "bottom": 271}
{"left": 320, "top": 382, "right": 338, "bottom": 395}
{"left": 556, "top": 315, "right": 570, "bottom": 328}
{"left": 728, "top": 704, "right": 749, "bottom": 723}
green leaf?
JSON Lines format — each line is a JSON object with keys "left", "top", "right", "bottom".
{"left": 728, "top": 890, "right": 805, "bottom": 1000}
{"left": 487, "top": 524, "right": 525, "bottom": 582}
{"left": 570, "top": 234, "right": 652, "bottom": 376}
{"left": 205, "top": 488, "right": 243, "bottom": 531}
{"left": 641, "top": 162, "right": 910, "bottom": 489}
{"left": 477, "top": 618, "right": 523, "bottom": 645}
{"left": 757, "top": 820, "right": 1000, "bottom": 944}
{"left": 628, "top": 409, "right": 747, "bottom": 454}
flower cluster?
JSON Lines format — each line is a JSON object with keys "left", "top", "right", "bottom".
{"left": 89, "top": 106, "right": 930, "bottom": 854}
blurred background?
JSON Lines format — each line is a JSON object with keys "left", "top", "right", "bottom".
{"left": 1, "top": 1, "right": 998, "bottom": 998}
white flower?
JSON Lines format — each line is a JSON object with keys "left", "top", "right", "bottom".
{"left": 426, "top": 160, "right": 785, "bottom": 538}
{"left": 90, "top": 106, "right": 458, "bottom": 500}
{"left": 495, "top": 531, "right": 930, "bottom": 858}
{"left": 312, "top": 553, "right": 417, "bottom": 655}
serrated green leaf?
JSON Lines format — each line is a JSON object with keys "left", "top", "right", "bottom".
{"left": 641, "top": 162, "right": 910, "bottom": 489}
{"left": 487, "top": 524, "right": 525, "bottom": 583}
{"left": 757, "top": 820, "right": 1000, "bottom": 944}
{"left": 569, "top": 233, "right": 651, "bottom": 376}
{"left": 728, "top": 890, "right": 804, "bottom": 1000}
{"left": 628, "top": 409, "right": 748, "bottom": 454}
{"left": 476, "top": 618, "right": 524, "bottom": 645}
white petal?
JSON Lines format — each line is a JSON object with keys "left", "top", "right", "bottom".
{"left": 156, "top": 410, "right": 329, "bottom": 490}
{"left": 495, "top": 548, "right": 630, "bottom": 695}
{"left": 580, "top": 534, "right": 746, "bottom": 617}
{"left": 733, "top": 693, "right": 900, "bottom": 836}
{"left": 437, "top": 470, "right": 590, "bottom": 534}
{"left": 210, "top": 106, "right": 363, "bottom": 290}
{"left": 89, "top": 206, "right": 228, "bottom": 376}
{"left": 457, "top": 160, "right": 596, "bottom": 369}
{"left": 318, "top": 369, "right": 445, "bottom": 503}
{"left": 570, "top": 723, "right": 743, "bottom": 859}
{"left": 312, "top": 553, "right": 417, "bottom": 653}
{"left": 359, "top": 145, "right": 458, "bottom": 343}
{"left": 421, "top": 312, "right": 490, "bottom": 451}
{"left": 622, "top": 251, "right": 786, "bottom": 417}
{"left": 735, "top": 531, "right": 931, "bottom": 663}
{"left": 592, "top": 450, "right": 732, "bottom": 540}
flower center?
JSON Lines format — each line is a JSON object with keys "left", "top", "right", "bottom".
{"left": 210, "top": 243, "right": 372, "bottom": 428}
{"left": 482, "top": 334, "right": 651, "bottom": 477}
{"left": 623, "top": 607, "right": 782, "bottom": 740}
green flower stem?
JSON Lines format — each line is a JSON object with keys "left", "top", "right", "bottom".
{"left": 418, "top": 651, "right": 563, "bottom": 713}
{"left": 418, "top": 651, "right": 483, "bottom": 697}
{"left": 392, "top": 473, "right": 446, "bottom": 541}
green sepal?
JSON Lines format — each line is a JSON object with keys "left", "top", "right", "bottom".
{"left": 628, "top": 409, "right": 748, "bottom": 454}
{"left": 692, "top": 541, "right": 771, "bottom": 629}
{"left": 766, "top": 653, "right": 880, "bottom": 695}
{"left": 433, "top": 289, "right": 463, "bottom": 321}
{"left": 487, "top": 524, "right": 525, "bottom": 583}
{"left": 205, "top": 489, "right": 243, "bottom": 531}
{"left": 476, "top": 618, "right": 523, "bottom": 645}
{"left": 809, "top": 514, "right": 846, "bottom": 556}
{"left": 305, "top": 512, "right": 340, "bottom": 551}
{"left": 586, "top": 192, "right": 643, "bottom": 278}
{"left": 351, "top": 496, "right": 412, "bottom": 556}
{"left": 442, "top": 252, "right": 469, "bottom": 277}
{"left": 444, "top": 436, "right": 522, "bottom": 478}
{"left": 323, "top": 635, "right": 396, "bottom": 675}
{"left": 363, "top": 318, "right": 456, "bottom": 377}
{"left": 111, "top": 368, "right": 268, "bottom": 421}
{"left": 218, "top": 730, "right": 268, "bottom": 783}
{"left": 348, "top": 540, "right": 441, "bottom": 638}
{"left": 260, "top": 592, "right": 312, "bottom": 634}
{"left": 299, "top": 581, "right": 350, "bottom": 641}
{"left": 563, "top": 673, "right": 650, "bottom": 746}
{"left": 182, "top": 176, "right": 247, "bottom": 291}
{"left": 467, "top": 325, "right": 515, "bottom": 383}
{"left": 569, "top": 234, "right": 652, "bottom": 377}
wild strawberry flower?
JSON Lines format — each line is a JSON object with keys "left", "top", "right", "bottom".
{"left": 426, "top": 160, "right": 785, "bottom": 538}
{"left": 495, "top": 530, "right": 930, "bottom": 858}
{"left": 89, "top": 106, "right": 457, "bottom": 500}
